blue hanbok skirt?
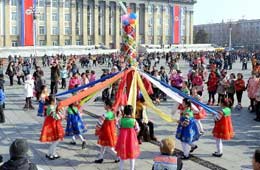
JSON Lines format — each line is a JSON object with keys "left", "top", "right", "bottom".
{"left": 175, "top": 117, "right": 200, "bottom": 144}
{"left": 65, "top": 114, "right": 86, "bottom": 136}
{"left": 37, "top": 100, "right": 45, "bottom": 117}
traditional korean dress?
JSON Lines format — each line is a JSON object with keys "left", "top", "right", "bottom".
{"left": 115, "top": 117, "right": 140, "bottom": 160}
{"left": 212, "top": 107, "right": 234, "bottom": 140}
{"left": 40, "top": 105, "right": 64, "bottom": 142}
{"left": 65, "top": 106, "right": 86, "bottom": 136}
{"left": 96, "top": 111, "right": 117, "bottom": 147}
{"left": 175, "top": 109, "right": 200, "bottom": 144}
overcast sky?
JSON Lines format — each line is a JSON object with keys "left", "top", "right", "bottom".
{"left": 194, "top": 0, "right": 260, "bottom": 25}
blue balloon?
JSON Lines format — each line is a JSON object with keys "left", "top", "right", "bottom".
{"left": 123, "top": 20, "right": 129, "bottom": 25}
{"left": 130, "top": 13, "right": 137, "bottom": 20}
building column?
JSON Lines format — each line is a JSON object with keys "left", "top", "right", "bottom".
{"left": 153, "top": 5, "right": 158, "bottom": 44}
{"left": 46, "top": 1, "right": 51, "bottom": 45}
{"left": 4, "top": 1, "right": 10, "bottom": 46}
{"left": 104, "top": 1, "right": 109, "bottom": 47}
{"left": 185, "top": 9, "right": 190, "bottom": 44}
{"left": 82, "top": 0, "right": 88, "bottom": 45}
{"left": 161, "top": 5, "right": 166, "bottom": 45}
{"left": 144, "top": 4, "right": 148, "bottom": 44}
{"left": 59, "top": 0, "right": 64, "bottom": 46}
{"left": 190, "top": 11, "right": 194, "bottom": 44}
{"left": 71, "top": 0, "right": 76, "bottom": 45}
{"left": 0, "top": 0, "right": 4, "bottom": 46}
{"left": 94, "top": 1, "right": 99, "bottom": 45}
{"left": 115, "top": 2, "right": 120, "bottom": 49}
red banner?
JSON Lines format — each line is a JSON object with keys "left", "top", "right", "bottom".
{"left": 24, "top": 0, "right": 34, "bottom": 46}
{"left": 173, "top": 5, "right": 180, "bottom": 44}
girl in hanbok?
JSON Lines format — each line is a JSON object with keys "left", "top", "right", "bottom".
{"left": 212, "top": 98, "right": 234, "bottom": 157}
{"left": 115, "top": 105, "right": 140, "bottom": 170}
{"left": 37, "top": 85, "right": 49, "bottom": 117}
{"left": 65, "top": 102, "right": 87, "bottom": 149}
{"left": 176, "top": 98, "right": 200, "bottom": 160}
{"left": 40, "top": 96, "right": 64, "bottom": 160}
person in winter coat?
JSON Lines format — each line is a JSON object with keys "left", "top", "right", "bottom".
{"left": 226, "top": 73, "right": 236, "bottom": 107}
{"left": 247, "top": 72, "right": 259, "bottom": 112}
{"left": 192, "top": 71, "right": 204, "bottom": 96}
{"left": 235, "top": 73, "right": 246, "bottom": 109}
{"left": 24, "top": 74, "right": 35, "bottom": 110}
{"left": 207, "top": 71, "right": 218, "bottom": 105}
{"left": 0, "top": 139, "right": 39, "bottom": 170}
{"left": 50, "top": 61, "right": 60, "bottom": 95}
{"left": 33, "top": 66, "right": 45, "bottom": 101}
{"left": 0, "top": 86, "right": 5, "bottom": 123}
{"left": 5, "top": 61, "right": 16, "bottom": 86}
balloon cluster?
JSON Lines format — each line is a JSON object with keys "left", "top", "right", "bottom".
{"left": 120, "top": 11, "right": 138, "bottom": 66}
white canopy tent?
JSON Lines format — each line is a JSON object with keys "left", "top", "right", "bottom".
{"left": 0, "top": 45, "right": 119, "bottom": 58}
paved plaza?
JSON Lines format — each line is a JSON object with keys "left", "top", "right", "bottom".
{"left": 0, "top": 59, "right": 259, "bottom": 170}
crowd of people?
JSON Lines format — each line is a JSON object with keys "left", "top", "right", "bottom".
{"left": 0, "top": 50, "right": 260, "bottom": 170}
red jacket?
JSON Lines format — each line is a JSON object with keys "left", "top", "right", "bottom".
{"left": 235, "top": 79, "right": 245, "bottom": 92}
{"left": 207, "top": 72, "right": 218, "bottom": 92}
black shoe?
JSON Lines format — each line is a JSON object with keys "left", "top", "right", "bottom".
{"left": 82, "top": 141, "right": 87, "bottom": 149}
{"left": 190, "top": 145, "right": 198, "bottom": 153}
{"left": 46, "top": 154, "right": 56, "bottom": 160}
{"left": 94, "top": 159, "right": 103, "bottom": 163}
{"left": 114, "top": 159, "right": 120, "bottom": 163}
{"left": 0, "top": 155, "right": 3, "bottom": 163}
{"left": 70, "top": 141, "right": 76, "bottom": 145}
{"left": 53, "top": 155, "right": 60, "bottom": 159}
{"left": 180, "top": 155, "right": 189, "bottom": 160}
{"left": 212, "top": 152, "right": 223, "bottom": 157}
{"left": 254, "top": 118, "right": 260, "bottom": 122}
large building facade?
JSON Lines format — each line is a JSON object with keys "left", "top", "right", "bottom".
{"left": 0, "top": 0, "right": 196, "bottom": 48}
{"left": 194, "top": 19, "right": 260, "bottom": 50}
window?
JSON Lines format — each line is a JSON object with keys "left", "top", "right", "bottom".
{"left": 52, "top": 0, "right": 58, "bottom": 7}
{"left": 39, "top": 13, "right": 45, "bottom": 21}
{"left": 11, "top": 0, "right": 17, "bottom": 6}
{"left": 52, "top": 13, "right": 58, "bottom": 21}
{"left": 76, "top": 40, "right": 81, "bottom": 45}
{"left": 38, "top": 0, "right": 45, "bottom": 7}
{"left": 12, "top": 41, "right": 18, "bottom": 47}
{"left": 65, "top": 39, "right": 71, "bottom": 45}
{"left": 52, "top": 40, "right": 58, "bottom": 46}
{"left": 148, "top": 27, "right": 153, "bottom": 36}
{"left": 65, "top": 1, "right": 70, "bottom": 8}
{"left": 98, "top": 6, "right": 104, "bottom": 35}
{"left": 76, "top": 26, "right": 80, "bottom": 35}
{"left": 148, "top": 5, "right": 153, "bottom": 14}
{"left": 39, "top": 40, "right": 46, "bottom": 46}
{"left": 64, "top": 27, "right": 71, "bottom": 35}
{"left": 11, "top": 12, "right": 17, "bottom": 20}
{"left": 39, "top": 26, "right": 45, "bottom": 35}
{"left": 52, "top": 27, "right": 58, "bottom": 35}
{"left": 11, "top": 26, "right": 17, "bottom": 35}
{"left": 65, "top": 14, "right": 71, "bottom": 21}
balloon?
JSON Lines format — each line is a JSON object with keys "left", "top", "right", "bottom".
{"left": 123, "top": 20, "right": 129, "bottom": 26}
{"left": 130, "top": 13, "right": 137, "bottom": 20}
{"left": 121, "top": 14, "right": 129, "bottom": 21}
{"left": 129, "top": 19, "right": 136, "bottom": 25}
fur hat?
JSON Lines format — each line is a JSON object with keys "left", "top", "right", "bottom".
{"left": 9, "top": 139, "right": 29, "bottom": 159}
{"left": 160, "top": 137, "right": 175, "bottom": 155}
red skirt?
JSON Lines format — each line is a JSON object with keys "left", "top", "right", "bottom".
{"left": 40, "top": 116, "right": 64, "bottom": 142}
{"left": 97, "top": 120, "right": 117, "bottom": 147}
{"left": 212, "top": 116, "right": 234, "bottom": 140}
{"left": 115, "top": 128, "right": 140, "bottom": 160}
{"left": 194, "top": 107, "right": 207, "bottom": 120}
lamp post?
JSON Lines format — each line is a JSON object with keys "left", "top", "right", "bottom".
{"left": 25, "top": 6, "right": 39, "bottom": 57}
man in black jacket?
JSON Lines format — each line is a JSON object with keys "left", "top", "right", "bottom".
{"left": 0, "top": 139, "right": 38, "bottom": 170}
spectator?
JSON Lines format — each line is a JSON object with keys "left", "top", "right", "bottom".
{"left": 247, "top": 72, "right": 259, "bottom": 112}
{"left": 0, "top": 139, "right": 39, "bottom": 170}
{"left": 60, "top": 65, "right": 68, "bottom": 89}
{"left": 68, "top": 73, "right": 81, "bottom": 90}
{"left": 5, "top": 61, "right": 16, "bottom": 86}
{"left": 254, "top": 81, "right": 260, "bottom": 122}
{"left": 0, "top": 86, "right": 5, "bottom": 123}
{"left": 33, "top": 66, "right": 45, "bottom": 101}
{"left": 50, "top": 61, "right": 60, "bottom": 95}
{"left": 152, "top": 137, "right": 183, "bottom": 170}
{"left": 235, "top": 73, "right": 246, "bottom": 110}
{"left": 252, "top": 149, "right": 260, "bottom": 170}
{"left": 89, "top": 70, "right": 96, "bottom": 82}
{"left": 226, "top": 73, "right": 236, "bottom": 107}
{"left": 207, "top": 71, "right": 218, "bottom": 105}
{"left": 24, "top": 75, "right": 35, "bottom": 110}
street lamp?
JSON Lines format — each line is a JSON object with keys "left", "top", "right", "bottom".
{"left": 228, "top": 20, "right": 232, "bottom": 51}
{"left": 25, "top": 6, "right": 40, "bottom": 57}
